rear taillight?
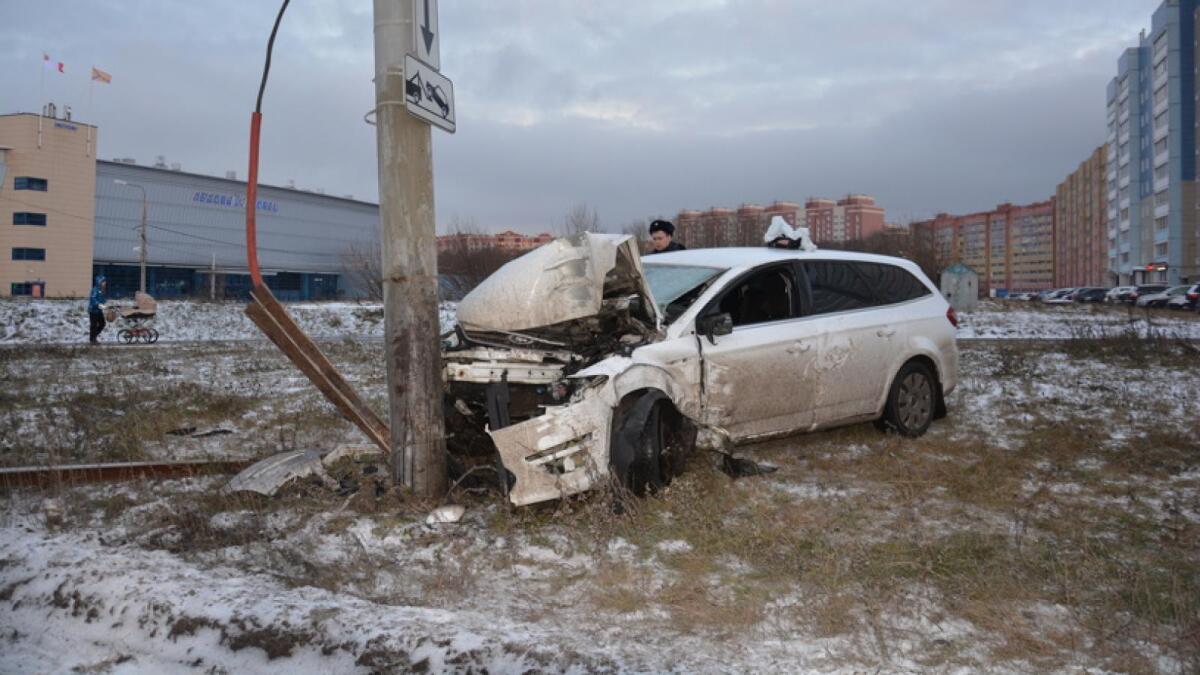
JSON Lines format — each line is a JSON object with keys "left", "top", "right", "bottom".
{"left": 1189, "top": 293, "right": 1198, "bottom": 300}
{"left": 946, "top": 306, "right": 958, "bottom": 328}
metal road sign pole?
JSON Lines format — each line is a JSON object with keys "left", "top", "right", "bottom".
{"left": 372, "top": 0, "right": 447, "bottom": 498}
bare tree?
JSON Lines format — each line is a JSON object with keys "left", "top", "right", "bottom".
{"left": 560, "top": 202, "right": 601, "bottom": 236}
{"left": 437, "top": 216, "right": 520, "bottom": 300}
{"left": 829, "top": 224, "right": 946, "bottom": 283}
{"left": 341, "top": 238, "right": 384, "bottom": 302}
{"left": 621, "top": 218, "right": 649, "bottom": 253}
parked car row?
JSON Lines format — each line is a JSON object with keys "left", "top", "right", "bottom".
{"left": 1009, "top": 284, "right": 1200, "bottom": 311}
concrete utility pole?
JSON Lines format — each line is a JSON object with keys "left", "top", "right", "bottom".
{"left": 114, "top": 179, "right": 148, "bottom": 293}
{"left": 372, "top": 0, "right": 447, "bottom": 498}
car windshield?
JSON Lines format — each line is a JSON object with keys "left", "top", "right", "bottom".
{"left": 643, "top": 263, "right": 726, "bottom": 323}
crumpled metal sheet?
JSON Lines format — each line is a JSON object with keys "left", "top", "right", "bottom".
{"left": 456, "top": 232, "right": 659, "bottom": 333}
{"left": 225, "top": 449, "right": 331, "bottom": 496}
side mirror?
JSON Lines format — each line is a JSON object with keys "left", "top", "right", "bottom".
{"left": 697, "top": 312, "right": 733, "bottom": 344}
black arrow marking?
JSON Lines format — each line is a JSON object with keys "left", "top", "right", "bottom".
{"left": 420, "top": 0, "right": 435, "bottom": 55}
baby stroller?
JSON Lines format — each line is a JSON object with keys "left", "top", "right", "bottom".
{"left": 104, "top": 291, "right": 160, "bottom": 344}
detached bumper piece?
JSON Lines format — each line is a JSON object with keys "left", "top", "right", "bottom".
{"left": 487, "top": 394, "right": 613, "bottom": 506}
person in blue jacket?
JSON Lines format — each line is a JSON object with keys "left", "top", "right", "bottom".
{"left": 88, "top": 276, "right": 109, "bottom": 343}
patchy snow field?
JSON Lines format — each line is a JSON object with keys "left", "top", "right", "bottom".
{"left": 0, "top": 298, "right": 458, "bottom": 344}
{"left": 3, "top": 297, "right": 1198, "bottom": 345}
{"left": 956, "top": 299, "right": 1200, "bottom": 340}
{"left": 2, "top": 331, "right": 1199, "bottom": 672}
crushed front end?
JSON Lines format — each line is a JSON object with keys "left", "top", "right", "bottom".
{"left": 442, "top": 233, "right": 660, "bottom": 506}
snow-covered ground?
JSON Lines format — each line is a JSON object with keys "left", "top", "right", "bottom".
{"left": 3, "top": 337, "right": 1198, "bottom": 672}
{"left": 955, "top": 299, "right": 1200, "bottom": 339}
{"left": 3, "top": 297, "right": 1198, "bottom": 345}
{"left": 0, "top": 299, "right": 458, "bottom": 344}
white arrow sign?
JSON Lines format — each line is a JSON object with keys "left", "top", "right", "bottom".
{"left": 404, "top": 54, "right": 455, "bottom": 133}
{"left": 413, "top": 0, "right": 440, "bottom": 70}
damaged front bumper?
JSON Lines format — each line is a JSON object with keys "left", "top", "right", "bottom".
{"left": 486, "top": 387, "right": 614, "bottom": 507}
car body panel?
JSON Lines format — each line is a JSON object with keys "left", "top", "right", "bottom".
{"left": 456, "top": 232, "right": 660, "bottom": 334}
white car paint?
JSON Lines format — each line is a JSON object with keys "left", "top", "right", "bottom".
{"left": 447, "top": 240, "right": 959, "bottom": 506}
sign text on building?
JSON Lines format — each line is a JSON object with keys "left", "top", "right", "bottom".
{"left": 193, "top": 191, "right": 279, "bottom": 213}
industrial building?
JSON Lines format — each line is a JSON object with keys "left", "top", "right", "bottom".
{"left": 1, "top": 111, "right": 380, "bottom": 300}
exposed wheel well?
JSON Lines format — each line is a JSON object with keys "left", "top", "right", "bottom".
{"left": 616, "top": 388, "right": 677, "bottom": 420}
{"left": 611, "top": 388, "right": 696, "bottom": 468}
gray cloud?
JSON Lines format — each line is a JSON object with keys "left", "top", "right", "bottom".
{"left": 0, "top": 1, "right": 1154, "bottom": 232}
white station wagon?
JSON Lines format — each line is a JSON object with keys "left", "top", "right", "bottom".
{"left": 443, "top": 233, "right": 959, "bottom": 506}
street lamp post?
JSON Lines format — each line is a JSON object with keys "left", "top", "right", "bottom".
{"left": 114, "top": 179, "right": 148, "bottom": 293}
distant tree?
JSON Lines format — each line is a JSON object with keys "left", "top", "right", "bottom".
{"left": 340, "top": 238, "right": 384, "bottom": 302}
{"left": 560, "top": 203, "right": 601, "bottom": 236}
{"left": 621, "top": 218, "right": 650, "bottom": 253}
{"left": 829, "top": 225, "right": 946, "bottom": 283}
{"left": 437, "top": 216, "right": 520, "bottom": 300}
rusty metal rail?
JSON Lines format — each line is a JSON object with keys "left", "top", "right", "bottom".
{"left": 0, "top": 460, "right": 255, "bottom": 489}
{"left": 245, "top": 284, "right": 392, "bottom": 454}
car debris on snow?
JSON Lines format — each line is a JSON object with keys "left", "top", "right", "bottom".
{"left": 426, "top": 504, "right": 466, "bottom": 525}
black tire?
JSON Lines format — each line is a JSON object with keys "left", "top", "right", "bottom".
{"left": 118, "top": 329, "right": 133, "bottom": 344}
{"left": 881, "top": 361, "right": 936, "bottom": 437}
{"left": 612, "top": 395, "right": 674, "bottom": 497}
{"left": 139, "top": 329, "right": 152, "bottom": 344}
{"left": 148, "top": 328, "right": 159, "bottom": 344}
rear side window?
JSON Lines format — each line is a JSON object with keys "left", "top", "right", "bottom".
{"left": 804, "top": 261, "right": 875, "bottom": 315}
{"left": 853, "top": 262, "right": 931, "bottom": 305}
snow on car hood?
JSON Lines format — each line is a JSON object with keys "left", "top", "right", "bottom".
{"left": 456, "top": 232, "right": 660, "bottom": 333}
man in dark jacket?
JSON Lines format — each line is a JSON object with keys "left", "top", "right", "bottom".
{"left": 647, "top": 219, "right": 686, "bottom": 254}
{"left": 88, "top": 276, "right": 109, "bottom": 344}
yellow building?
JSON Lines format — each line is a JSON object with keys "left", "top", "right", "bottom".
{"left": 0, "top": 112, "right": 98, "bottom": 297}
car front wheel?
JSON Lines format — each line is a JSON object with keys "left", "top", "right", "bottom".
{"left": 881, "top": 361, "right": 936, "bottom": 437}
{"left": 611, "top": 393, "right": 690, "bottom": 497}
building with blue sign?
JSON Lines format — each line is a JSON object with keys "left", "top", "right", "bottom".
{"left": 95, "top": 160, "right": 379, "bottom": 300}
{"left": 2, "top": 110, "right": 380, "bottom": 300}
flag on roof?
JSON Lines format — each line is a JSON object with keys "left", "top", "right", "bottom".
{"left": 43, "top": 53, "right": 64, "bottom": 73}
{"left": 91, "top": 66, "right": 112, "bottom": 84}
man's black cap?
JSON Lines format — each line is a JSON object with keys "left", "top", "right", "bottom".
{"left": 649, "top": 219, "right": 675, "bottom": 236}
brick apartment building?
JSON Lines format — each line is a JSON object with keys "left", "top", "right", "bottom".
{"left": 1055, "top": 146, "right": 1109, "bottom": 287}
{"left": 912, "top": 200, "right": 1056, "bottom": 294}
{"left": 675, "top": 195, "right": 885, "bottom": 248}
{"left": 436, "top": 230, "right": 553, "bottom": 254}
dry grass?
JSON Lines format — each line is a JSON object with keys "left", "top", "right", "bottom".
{"left": 3, "top": 334, "right": 1198, "bottom": 671}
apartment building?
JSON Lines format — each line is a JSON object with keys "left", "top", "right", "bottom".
{"left": 1106, "top": 0, "right": 1200, "bottom": 285}
{"left": 675, "top": 195, "right": 885, "bottom": 248}
{"left": 912, "top": 200, "right": 1056, "bottom": 294}
{"left": 1055, "top": 146, "right": 1109, "bottom": 287}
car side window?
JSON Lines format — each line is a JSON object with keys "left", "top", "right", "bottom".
{"left": 714, "top": 267, "right": 798, "bottom": 327}
{"left": 804, "top": 261, "right": 875, "bottom": 315}
{"left": 854, "top": 262, "right": 932, "bottom": 305}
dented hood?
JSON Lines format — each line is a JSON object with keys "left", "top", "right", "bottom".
{"left": 456, "top": 232, "right": 660, "bottom": 333}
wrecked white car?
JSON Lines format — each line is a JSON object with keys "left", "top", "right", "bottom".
{"left": 442, "top": 233, "right": 959, "bottom": 506}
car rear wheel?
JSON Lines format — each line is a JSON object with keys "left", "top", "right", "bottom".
{"left": 881, "top": 361, "right": 936, "bottom": 437}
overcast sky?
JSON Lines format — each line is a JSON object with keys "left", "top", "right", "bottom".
{"left": 1, "top": 1, "right": 1153, "bottom": 233}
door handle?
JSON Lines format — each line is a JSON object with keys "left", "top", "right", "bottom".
{"left": 785, "top": 342, "right": 811, "bottom": 355}
{"left": 876, "top": 327, "right": 896, "bottom": 338}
